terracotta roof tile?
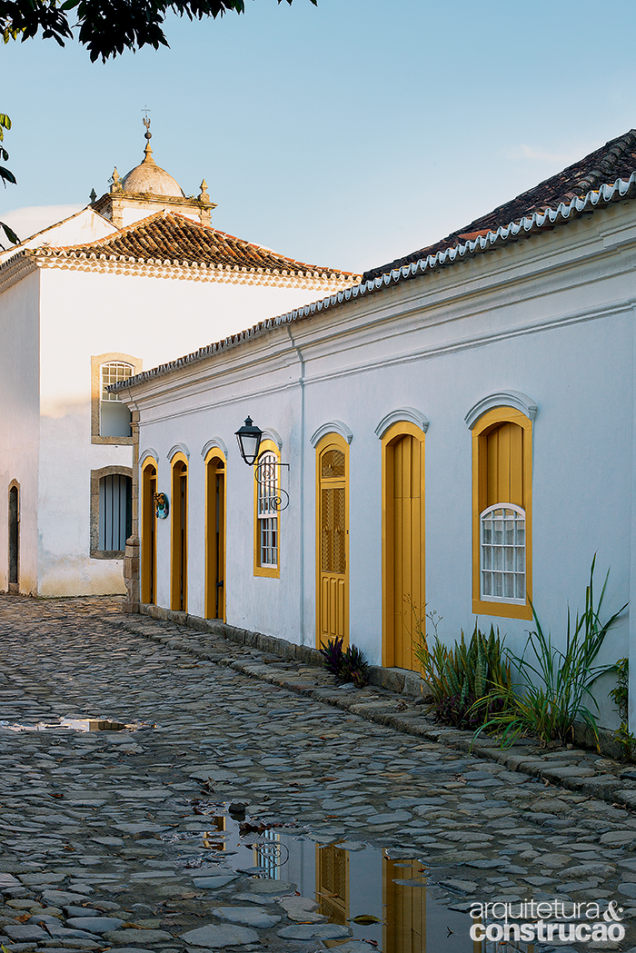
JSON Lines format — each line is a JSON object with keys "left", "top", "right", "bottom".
{"left": 364, "top": 128, "right": 636, "bottom": 280}
{"left": 48, "top": 210, "right": 354, "bottom": 278}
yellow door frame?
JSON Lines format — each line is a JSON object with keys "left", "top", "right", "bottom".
{"left": 381, "top": 421, "right": 425, "bottom": 670}
{"left": 315, "top": 432, "right": 349, "bottom": 649}
{"left": 140, "top": 456, "right": 158, "bottom": 605}
{"left": 204, "top": 447, "right": 226, "bottom": 620}
{"left": 170, "top": 451, "right": 188, "bottom": 612}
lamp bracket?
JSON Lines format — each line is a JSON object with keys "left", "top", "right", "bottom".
{"left": 254, "top": 461, "right": 290, "bottom": 512}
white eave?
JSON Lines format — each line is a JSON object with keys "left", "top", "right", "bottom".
{"left": 111, "top": 170, "right": 636, "bottom": 396}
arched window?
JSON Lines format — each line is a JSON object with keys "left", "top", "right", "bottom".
{"left": 91, "top": 353, "right": 142, "bottom": 444}
{"left": 254, "top": 442, "right": 280, "bottom": 577}
{"left": 100, "top": 362, "right": 133, "bottom": 437}
{"left": 471, "top": 407, "right": 532, "bottom": 619}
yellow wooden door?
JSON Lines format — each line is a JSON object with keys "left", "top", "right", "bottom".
{"left": 205, "top": 454, "right": 226, "bottom": 620}
{"left": 385, "top": 431, "right": 424, "bottom": 670}
{"left": 316, "top": 440, "right": 349, "bottom": 648}
{"left": 141, "top": 462, "right": 157, "bottom": 605}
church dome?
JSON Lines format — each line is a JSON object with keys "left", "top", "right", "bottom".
{"left": 122, "top": 142, "right": 185, "bottom": 197}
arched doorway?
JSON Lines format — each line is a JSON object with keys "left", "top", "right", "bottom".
{"left": 382, "top": 423, "right": 425, "bottom": 670}
{"left": 141, "top": 458, "right": 157, "bottom": 605}
{"left": 316, "top": 434, "right": 349, "bottom": 649}
{"left": 8, "top": 483, "right": 19, "bottom": 593}
{"left": 205, "top": 449, "right": 226, "bottom": 620}
{"left": 171, "top": 454, "right": 188, "bottom": 612}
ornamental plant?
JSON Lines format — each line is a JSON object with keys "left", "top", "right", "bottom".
{"left": 472, "top": 556, "right": 627, "bottom": 748}
{"left": 413, "top": 618, "right": 513, "bottom": 730}
{"left": 319, "top": 638, "right": 370, "bottom": 688}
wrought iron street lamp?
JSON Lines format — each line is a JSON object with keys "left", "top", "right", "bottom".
{"left": 235, "top": 416, "right": 263, "bottom": 466}
{"left": 235, "top": 416, "right": 290, "bottom": 510}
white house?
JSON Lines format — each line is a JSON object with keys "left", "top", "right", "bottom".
{"left": 116, "top": 128, "right": 636, "bottom": 733}
{"left": 0, "top": 124, "right": 356, "bottom": 596}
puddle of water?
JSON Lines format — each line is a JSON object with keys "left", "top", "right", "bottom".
{"left": 168, "top": 805, "right": 534, "bottom": 952}
{"left": 0, "top": 717, "right": 134, "bottom": 732}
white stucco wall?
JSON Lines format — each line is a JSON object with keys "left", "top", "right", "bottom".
{"left": 128, "top": 200, "right": 636, "bottom": 731}
{"left": 0, "top": 269, "right": 41, "bottom": 594}
{"left": 29, "top": 264, "right": 344, "bottom": 596}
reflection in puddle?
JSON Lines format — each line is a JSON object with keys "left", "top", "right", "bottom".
{"left": 172, "top": 807, "right": 535, "bottom": 952}
{"left": 0, "top": 717, "right": 134, "bottom": 732}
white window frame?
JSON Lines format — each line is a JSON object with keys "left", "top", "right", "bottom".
{"left": 101, "top": 361, "right": 134, "bottom": 400}
{"left": 480, "top": 503, "right": 526, "bottom": 605}
{"left": 256, "top": 451, "right": 279, "bottom": 569}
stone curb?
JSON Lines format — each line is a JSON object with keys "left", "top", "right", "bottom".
{"left": 105, "top": 611, "right": 636, "bottom": 815}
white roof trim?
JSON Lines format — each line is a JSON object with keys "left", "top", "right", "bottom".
{"left": 465, "top": 391, "right": 538, "bottom": 429}
{"left": 310, "top": 421, "right": 353, "bottom": 447}
{"left": 112, "top": 170, "right": 636, "bottom": 394}
{"left": 375, "top": 407, "right": 430, "bottom": 438}
{"left": 201, "top": 438, "right": 228, "bottom": 459}
{"left": 167, "top": 443, "right": 190, "bottom": 461}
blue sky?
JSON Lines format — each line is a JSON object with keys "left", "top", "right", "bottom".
{"left": 3, "top": 0, "right": 636, "bottom": 273}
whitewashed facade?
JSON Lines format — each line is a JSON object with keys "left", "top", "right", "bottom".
{"left": 119, "top": 133, "right": 636, "bottom": 733}
{"left": 0, "top": 135, "right": 355, "bottom": 596}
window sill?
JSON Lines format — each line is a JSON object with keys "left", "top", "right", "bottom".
{"left": 91, "top": 435, "right": 135, "bottom": 446}
{"left": 90, "top": 550, "right": 124, "bottom": 560}
{"left": 254, "top": 566, "right": 280, "bottom": 579}
{"left": 472, "top": 598, "right": 532, "bottom": 621}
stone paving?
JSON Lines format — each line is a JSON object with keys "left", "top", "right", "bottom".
{"left": 1, "top": 595, "right": 636, "bottom": 952}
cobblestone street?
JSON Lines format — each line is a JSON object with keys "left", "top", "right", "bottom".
{"left": 1, "top": 596, "right": 636, "bottom": 952}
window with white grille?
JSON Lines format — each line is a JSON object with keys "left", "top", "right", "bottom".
{"left": 480, "top": 504, "right": 526, "bottom": 603}
{"left": 257, "top": 451, "right": 278, "bottom": 568}
{"left": 100, "top": 363, "right": 133, "bottom": 437}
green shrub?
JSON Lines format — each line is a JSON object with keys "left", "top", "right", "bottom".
{"left": 413, "top": 620, "right": 513, "bottom": 730}
{"left": 473, "top": 557, "right": 627, "bottom": 748}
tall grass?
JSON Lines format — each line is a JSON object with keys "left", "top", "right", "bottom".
{"left": 472, "top": 557, "right": 627, "bottom": 748}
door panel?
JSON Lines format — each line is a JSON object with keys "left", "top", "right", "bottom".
{"left": 384, "top": 431, "right": 424, "bottom": 670}
{"left": 316, "top": 440, "right": 349, "bottom": 648}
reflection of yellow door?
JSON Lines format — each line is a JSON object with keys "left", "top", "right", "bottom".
{"left": 316, "top": 844, "right": 350, "bottom": 925}
{"left": 316, "top": 436, "right": 349, "bottom": 649}
{"left": 383, "top": 424, "right": 425, "bottom": 670}
{"left": 383, "top": 858, "right": 426, "bottom": 953}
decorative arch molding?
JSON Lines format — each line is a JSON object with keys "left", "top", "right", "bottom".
{"left": 260, "top": 428, "right": 283, "bottom": 451}
{"left": 140, "top": 448, "right": 159, "bottom": 466}
{"left": 167, "top": 443, "right": 190, "bottom": 462}
{"left": 201, "top": 438, "right": 228, "bottom": 460}
{"left": 375, "top": 407, "right": 429, "bottom": 439}
{"left": 465, "top": 391, "right": 538, "bottom": 430}
{"left": 310, "top": 420, "right": 353, "bottom": 448}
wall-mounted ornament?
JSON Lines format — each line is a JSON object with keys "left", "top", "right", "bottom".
{"left": 154, "top": 492, "right": 169, "bottom": 519}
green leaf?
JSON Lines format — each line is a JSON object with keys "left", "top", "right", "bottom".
{"left": 349, "top": 914, "right": 382, "bottom": 925}
{"left": 0, "top": 220, "right": 19, "bottom": 244}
